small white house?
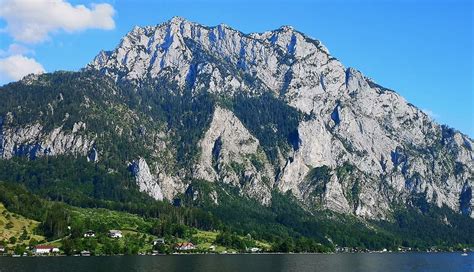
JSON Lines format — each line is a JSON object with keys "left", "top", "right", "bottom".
{"left": 249, "top": 247, "right": 261, "bottom": 253}
{"left": 84, "top": 230, "right": 95, "bottom": 238}
{"left": 33, "top": 245, "right": 59, "bottom": 255}
{"left": 109, "top": 230, "right": 123, "bottom": 238}
{"left": 153, "top": 238, "right": 165, "bottom": 246}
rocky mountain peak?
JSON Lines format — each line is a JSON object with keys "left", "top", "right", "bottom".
{"left": 88, "top": 17, "right": 335, "bottom": 94}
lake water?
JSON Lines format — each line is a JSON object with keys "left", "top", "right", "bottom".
{"left": 0, "top": 253, "right": 472, "bottom": 272}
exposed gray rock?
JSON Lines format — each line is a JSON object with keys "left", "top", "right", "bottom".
{"left": 87, "top": 147, "right": 99, "bottom": 163}
{"left": 194, "top": 106, "right": 274, "bottom": 205}
{"left": 129, "top": 157, "right": 164, "bottom": 201}
{"left": 1, "top": 121, "right": 95, "bottom": 160}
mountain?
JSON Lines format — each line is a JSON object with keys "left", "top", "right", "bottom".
{"left": 0, "top": 17, "right": 473, "bottom": 250}
{"left": 91, "top": 16, "right": 472, "bottom": 218}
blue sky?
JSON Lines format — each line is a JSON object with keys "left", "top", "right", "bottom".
{"left": 0, "top": 0, "right": 472, "bottom": 136}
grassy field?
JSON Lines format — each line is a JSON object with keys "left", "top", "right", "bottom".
{"left": 0, "top": 203, "right": 45, "bottom": 247}
{"left": 0, "top": 202, "right": 274, "bottom": 254}
{"left": 192, "top": 230, "right": 228, "bottom": 253}
{"left": 192, "top": 230, "right": 271, "bottom": 253}
{"left": 70, "top": 207, "right": 153, "bottom": 232}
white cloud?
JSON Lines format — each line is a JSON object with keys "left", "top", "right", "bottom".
{"left": 0, "top": 55, "right": 45, "bottom": 82}
{"left": 422, "top": 108, "right": 440, "bottom": 119}
{"left": 0, "top": 0, "right": 115, "bottom": 43}
{"left": 0, "top": 43, "right": 34, "bottom": 57}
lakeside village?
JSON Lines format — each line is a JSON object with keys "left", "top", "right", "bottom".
{"left": 1, "top": 228, "right": 471, "bottom": 257}
{"left": 0, "top": 228, "right": 268, "bottom": 257}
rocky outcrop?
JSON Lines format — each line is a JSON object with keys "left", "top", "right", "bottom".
{"left": 87, "top": 147, "right": 99, "bottom": 162}
{"left": 194, "top": 106, "right": 274, "bottom": 205}
{"left": 150, "top": 164, "right": 184, "bottom": 202}
{"left": 0, "top": 119, "right": 95, "bottom": 160}
{"left": 129, "top": 157, "right": 164, "bottom": 201}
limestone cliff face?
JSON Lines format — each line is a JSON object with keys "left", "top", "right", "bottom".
{"left": 0, "top": 117, "right": 95, "bottom": 160}
{"left": 2, "top": 17, "right": 472, "bottom": 219}
{"left": 194, "top": 106, "right": 274, "bottom": 205}
{"left": 129, "top": 158, "right": 164, "bottom": 201}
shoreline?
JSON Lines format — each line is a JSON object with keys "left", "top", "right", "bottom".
{"left": 2, "top": 251, "right": 471, "bottom": 258}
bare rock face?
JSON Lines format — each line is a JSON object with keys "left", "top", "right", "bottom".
{"left": 195, "top": 106, "right": 274, "bottom": 205}
{"left": 87, "top": 147, "right": 99, "bottom": 163}
{"left": 0, "top": 119, "right": 95, "bottom": 160}
{"left": 151, "top": 163, "right": 185, "bottom": 202}
{"left": 323, "top": 174, "right": 352, "bottom": 214}
{"left": 129, "top": 157, "right": 164, "bottom": 201}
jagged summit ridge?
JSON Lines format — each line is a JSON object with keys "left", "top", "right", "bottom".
{"left": 88, "top": 17, "right": 334, "bottom": 94}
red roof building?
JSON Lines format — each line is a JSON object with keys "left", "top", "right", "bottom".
{"left": 175, "top": 242, "right": 195, "bottom": 251}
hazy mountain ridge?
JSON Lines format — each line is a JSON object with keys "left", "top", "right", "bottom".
{"left": 1, "top": 17, "right": 472, "bottom": 221}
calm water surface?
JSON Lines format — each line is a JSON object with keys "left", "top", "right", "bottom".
{"left": 0, "top": 253, "right": 472, "bottom": 272}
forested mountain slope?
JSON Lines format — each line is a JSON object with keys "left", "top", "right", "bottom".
{"left": 0, "top": 17, "right": 472, "bottom": 251}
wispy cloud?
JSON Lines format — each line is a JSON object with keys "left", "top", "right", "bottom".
{"left": 0, "top": 43, "right": 35, "bottom": 57}
{"left": 0, "top": 0, "right": 116, "bottom": 44}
